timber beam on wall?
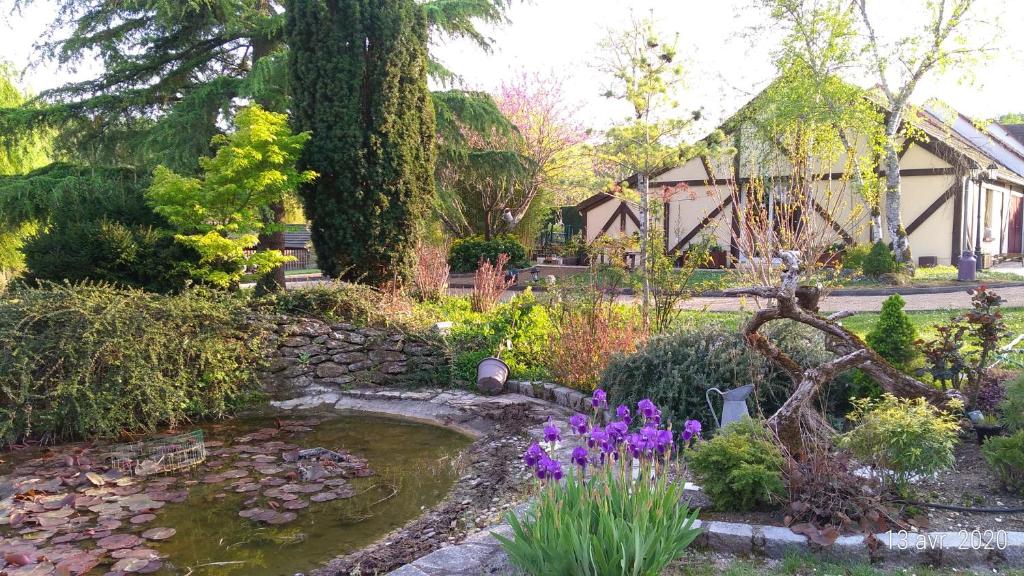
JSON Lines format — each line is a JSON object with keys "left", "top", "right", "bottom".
{"left": 905, "top": 181, "right": 961, "bottom": 236}
{"left": 594, "top": 202, "right": 641, "bottom": 240}
{"left": 810, "top": 200, "right": 855, "bottom": 245}
{"left": 668, "top": 196, "right": 734, "bottom": 254}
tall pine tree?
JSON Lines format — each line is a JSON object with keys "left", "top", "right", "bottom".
{"left": 287, "top": 0, "right": 435, "bottom": 285}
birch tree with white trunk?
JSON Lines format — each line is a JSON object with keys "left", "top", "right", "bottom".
{"left": 855, "top": 0, "right": 997, "bottom": 266}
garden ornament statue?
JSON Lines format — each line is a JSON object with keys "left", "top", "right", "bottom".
{"left": 706, "top": 385, "right": 754, "bottom": 429}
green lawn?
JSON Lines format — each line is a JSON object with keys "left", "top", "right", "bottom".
{"left": 665, "top": 551, "right": 1024, "bottom": 576}
{"left": 676, "top": 307, "right": 1024, "bottom": 341}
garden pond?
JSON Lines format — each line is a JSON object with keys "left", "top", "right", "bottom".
{"left": 0, "top": 412, "right": 472, "bottom": 575}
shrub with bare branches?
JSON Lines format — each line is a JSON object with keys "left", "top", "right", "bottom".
{"left": 412, "top": 240, "right": 450, "bottom": 301}
{"left": 471, "top": 253, "right": 512, "bottom": 312}
{"left": 545, "top": 265, "right": 647, "bottom": 391}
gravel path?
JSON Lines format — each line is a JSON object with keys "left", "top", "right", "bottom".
{"left": 681, "top": 285, "right": 1024, "bottom": 312}
{"left": 286, "top": 281, "right": 1024, "bottom": 313}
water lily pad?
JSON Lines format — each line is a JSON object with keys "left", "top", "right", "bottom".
{"left": 111, "top": 548, "right": 160, "bottom": 560}
{"left": 111, "top": 558, "right": 149, "bottom": 572}
{"left": 85, "top": 473, "right": 105, "bottom": 487}
{"left": 54, "top": 551, "right": 102, "bottom": 575}
{"left": 233, "top": 483, "right": 259, "bottom": 493}
{"left": 265, "top": 511, "right": 297, "bottom": 525}
{"left": 283, "top": 499, "right": 308, "bottom": 510}
{"left": 237, "top": 508, "right": 264, "bottom": 519}
{"left": 129, "top": 514, "right": 155, "bottom": 525}
{"left": 309, "top": 492, "right": 339, "bottom": 503}
{"left": 260, "top": 477, "right": 286, "bottom": 487}
{"left": 140, "top": 527, "right": 175, "bottom": 541}
{"left": 96, "top": 534, "right": 141, "bottom": 550}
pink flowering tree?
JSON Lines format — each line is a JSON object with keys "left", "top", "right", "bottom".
{"left": 434, "top": 73, "right": 590, "bottom": 240}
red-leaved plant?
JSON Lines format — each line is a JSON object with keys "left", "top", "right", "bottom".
{"left": 471, "top": 253, "right": 513, "bottom": 312}
{"left": 413, "top": 240, "right": 450, "bottom": 302}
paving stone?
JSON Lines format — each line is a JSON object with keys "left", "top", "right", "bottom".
{"left": 705, "top": 521, "right": 753, "bottom": 555}
{"left": 756, "top": 525, "right": 807, "bottom": 558}
{"left": 387, "top": 564, "right": 430, "bottom": 576}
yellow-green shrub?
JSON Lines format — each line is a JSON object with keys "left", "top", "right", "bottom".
{"left": 982, "top": 430, "right": 1024, "bottom": 496}
{"left": 840, "top": 394, "right": 959, "bottom": 493}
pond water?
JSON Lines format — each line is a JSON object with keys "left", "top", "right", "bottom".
{"left": 151, "top": 414, "right": 471, "bottom": 576}
{"left": 0, "top": 412, "right": 472, "bottom": 576}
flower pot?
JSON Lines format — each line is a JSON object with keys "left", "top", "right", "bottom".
{"left": 975, "top": 424, "right": 1004, "bottom": 445}
{"left": 476, "top": 357, "right": 509, "bottom": 395}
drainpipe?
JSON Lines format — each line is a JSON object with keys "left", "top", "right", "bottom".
{"left": 976, "top": 176, "right": 985, "bottom": 272}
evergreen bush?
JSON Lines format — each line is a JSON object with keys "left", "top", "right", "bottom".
{"left": 982, "top": 430, "right": 1024, "bottom": 496}
{"left": 841, "top": 243, "right": 872, "bottom": 271}
{"left": 0, "top": 283, "right": 263, "bottom": 444}
{"left": 602, "top": 322, "right": 853, "bottom": 431}
{"left": 1000, "top": 374, "right": 1024, "bottom": 433}
{"left": 687, "top": 417, "right": 786, "bottom": 511}
{"left": 862, "top": 241, "right": 898, "bottom": 277}
{"left": 865, "top": 294, "right": 919, "bottom": 369}
{"left": 448, "top": 235, "right": 529, "bottom": 273}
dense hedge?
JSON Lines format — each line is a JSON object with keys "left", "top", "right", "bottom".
{"left": 603, "top": 322, "right": 854, "bottom": 432}
{"left": 0, "top": 283, "right": 265, "bottom": 444}
{"left": 448, "top": 235, "right": 529, "bottom": 273}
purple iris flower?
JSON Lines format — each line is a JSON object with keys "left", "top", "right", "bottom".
{"left": 616, "top": 404, "right": 631, "bottom": 425}
{"left": 543, "top": 419, "right": 561, "bottom": 443}
{"left": 655, "top": 429, "right": 674, "bottom": 453}
{"left": 626, "top": 432, "right": 647, "bottom": 458}
{"left": 592, "top": 389, "right": 608, "bottom": 410}
{"left": 588, "top": 426, "right": 610, "bottom": 453}
{"left": 523, "top": 442, "right": 546, "bottom": 467}
{"left": 536, "top": 455, "right": 564, "bottom": 481}
{"left": 682, "top": 419, "right": 703, "bottom": 442}
{"left": 569, "top": 413, "right": 589, "bottom": 435}
{"left": 606, "top": 420, "right": 628, "bottom": 443}
{"left": 637, "top": 399, "right": 658, "bottom": 420}
{"left": 571, "top": 446, "right": 589, "bottom": 470}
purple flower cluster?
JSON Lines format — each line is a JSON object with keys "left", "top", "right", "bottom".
{"left": 522, "top": 390, "right": 704, "bottom": 480}
{"left": 523, "top": 442, "right": 564, "bottom": 481}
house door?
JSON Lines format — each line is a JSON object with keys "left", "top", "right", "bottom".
{"left": 1009, "top": 195, "right": 1023, "bottom": 254}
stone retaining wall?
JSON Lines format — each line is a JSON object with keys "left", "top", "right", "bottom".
{"left": 260, "top": 317, "right": 448, "bottom": 397}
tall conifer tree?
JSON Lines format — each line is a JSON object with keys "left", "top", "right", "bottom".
{"left": 287, "top": 0, "right": 436, "bottom": 284}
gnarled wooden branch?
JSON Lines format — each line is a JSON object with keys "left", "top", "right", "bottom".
{"left": 738, "top": 251, "right": 946, "bottom": 452}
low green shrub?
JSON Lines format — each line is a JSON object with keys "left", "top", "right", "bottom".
{"left": 603, "top": 322, "right": 852, "bottom": 431}
{"left": 687, "top": 418, "right": 786, "bottom": 511}
{"left": 448, "top": 235, "right": 528, "bottom": 273}
{"left": 0, "top": 283, "right": 264, "bottom": 444}
{"left": 982, "top": 430, "right": 1024, "bottom": 496}
{"left": 265, "top": 281, "right": 387, "bottom": 324}
{"left": 448, "top": 291, "right": 553, "bottom": 383}
{"left": 1000, "top": 374, "right": 1024, "bottom": 433}
{"left": 840, "top": 394, "right": 959, "bottom": 493}
{"left": 841, "top": 244, "right": 872, "bottom": 271}
{"left": 862, "top": 241, "right": 898, "bottom": 277}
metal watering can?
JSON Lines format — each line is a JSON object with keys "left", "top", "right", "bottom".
{"left": 706, "top": 384, "right": 754, "bottom": 429}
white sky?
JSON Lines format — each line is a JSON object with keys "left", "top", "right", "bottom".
{"left": 3, "top": 0, "right": 1023, "bottom": 136}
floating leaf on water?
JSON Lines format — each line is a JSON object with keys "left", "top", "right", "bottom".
{"left": 53, "top": 551, "right": 102, "bottom": 575}
{"left": 283, "top": 499, "right": 308, "bottom": 510}
{"left": 5, "top": 551, "right": 36, "bottom": 566}
{"left": 84, "top": 473, "right": 105, "bottom": 487}
{"left": 140, "top": 527, "right": 175, "bottom": 541}
{"left": 265, "top": 512, "right": 297, "bottom": 525}
{"left": 96, "top": 534, "right": 142, "bottom": 550}
{"left": 112, "top": 557, "right": 150, "bottom": 572}
{"left": 111, "top": 547, "right": 161, "bottom": 560}
{"left": 309, "top": 492, "right": 338, "bottom": 503}
{"left": 238, "top": 508, "right": 264, "bottom": 519}
{"left": 129, "top": 514, "right": 155, "bottom": 525}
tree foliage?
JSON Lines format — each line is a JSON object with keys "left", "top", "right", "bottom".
{"left": 147, "top": 105, "right": 315, "bottom": 288}
{"left": 288, "top": 0, "right": 435, "bottom": 285}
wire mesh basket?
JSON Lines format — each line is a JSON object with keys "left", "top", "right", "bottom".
{"left": 105, "top": 430, "right": 208, "bottom": 476}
